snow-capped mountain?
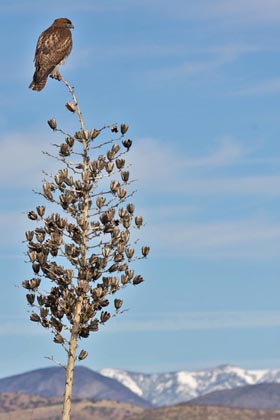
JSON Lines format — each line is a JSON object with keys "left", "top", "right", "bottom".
{"left": 100, "top": 364, "right": 280, "bottom": 406}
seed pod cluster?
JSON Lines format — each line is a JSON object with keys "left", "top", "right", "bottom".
{"left": 23, "top": 119, "right": 149, "bottom": 358}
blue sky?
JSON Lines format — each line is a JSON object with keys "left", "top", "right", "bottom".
{"left": 2, "top": 0, "right": 280, "bottom": 377}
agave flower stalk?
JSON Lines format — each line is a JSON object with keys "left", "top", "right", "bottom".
{"left": 23, "top": 76, "right": 149, "bottom": 420}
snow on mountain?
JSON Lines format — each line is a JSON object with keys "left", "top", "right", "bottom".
{"left": 100, "top": 364, "right": 280, "bottom": 406}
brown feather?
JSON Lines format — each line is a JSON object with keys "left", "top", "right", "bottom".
{"left": 29, "top": 18, "right": 73, "bottom": 91}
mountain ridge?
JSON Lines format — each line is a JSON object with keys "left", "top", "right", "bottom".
{"left": 100, "top": 363, "right": 280, "bottom": 406}
{"left": 0, "top": 366, "right": 150, "bottom": 407}
{"left": 1, "top": 363, "right": 280, "bottom": 408}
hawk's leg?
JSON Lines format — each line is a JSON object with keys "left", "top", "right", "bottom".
{"left": 50, "top": 66, "right": 62, "bottom": 81}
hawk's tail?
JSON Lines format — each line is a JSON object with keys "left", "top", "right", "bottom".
{"left": 29, "top": 76, "right": 48, "bottom": 91}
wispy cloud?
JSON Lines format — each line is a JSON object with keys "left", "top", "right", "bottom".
{"left": 2, "top": 310, "right": 280, "bottom": 336}
{"left": 105, "top": 310, "right": 280, "bottom": 333}
{"left": 0, "top": 131, "right": 61, "bottom": 188}
{"left": 130, "top": 137, "right": 280, "bottom": 197}
{"left": 3, "top": 0, "right": 280, "bottom": 26}
{"left": 199, "top": 0, "right": 280, "bottom": 24}
{"left": 146, "top": 217, "right": 280, "bottom": 259}
{"left": 236, "top": 78, "right": 280, "bottom": 96}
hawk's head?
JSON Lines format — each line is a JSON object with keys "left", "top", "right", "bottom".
{"left": 53, "top": 18, "right": 74, "bottom": 29}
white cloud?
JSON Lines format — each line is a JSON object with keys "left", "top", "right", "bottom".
{"left": 200, "top": 0, "right": 280, "bottom": 24}
{"left": 236, "top": 78, "right": 280, "bottom": 96}
{"left": 2, "top": 310, "right": 280, "bottom": 336}
{"left": 3, "top": 0, "right": 280, "bottom": 25}
{"left": 130, "top": 137, "right": 280, "bottom": 197}
{"left": 105, "top": 310, "right": 280, "bottom": 333}
{"left": 0, "top": 131, "right": 62, "bottom": 188}
{"left": 146, "top": 217, "right": 280, "bottom": 259}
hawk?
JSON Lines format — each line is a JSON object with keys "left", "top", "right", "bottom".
{"left": 29, "top": 18, "right": 74, "bottom": 91}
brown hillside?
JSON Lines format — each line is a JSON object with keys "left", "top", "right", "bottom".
{"left": 2, "top": 393, "right": 280, "bottom": 420}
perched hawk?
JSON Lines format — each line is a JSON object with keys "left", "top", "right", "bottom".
{"left": 29, "top": 18, "right": 74, "bottom": 91}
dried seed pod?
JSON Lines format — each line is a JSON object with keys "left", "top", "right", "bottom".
{"left": 59, "top": 143, "right": 71, "bottom": 157}
{"left": 125, "top": 248, "right": 134, "bottom": 259}
{"left": 54, "top": 173, "right": 63, "bottom": 186}
{"left": 37, "top": 295, "right": 45, "bottom": 306}
{"left": 25, "top": 231, "right": 34, "bottom": 241}
{"left": 121, "top": 171, "right": 129, "bottom": 183}
{"left": 97, "top": 156, "right": 106, "bottom": 171}
{"left": 123, "top": 218, "right": 131, "bottom": 229}
{"left": 66, "top": 136, "right": 75, "bottom": 147}
{"left": 142, "top": 246, "right": 150, "bottom": 257}
{"left": 117, "top": 244, "right": 125, "bottom": 254}
{"left": 114, "top": 299, "right": 123, "bottom": 310}
{"left": 100, "top": 299, "right": 110, "bottom": 307}
{"left": 65, "top": 176, "right": 74, "bottom": 187}
{"left": 102, "top": 276, "right": 112, "bottom": 287}
{"left": 41, "top": 319, "right": 49, "bottom": 328}
{"left": 93, "top": 287, "right": 103, "bottom": 299}
{"left": 28, "top": 251, "right": 37, "bottom": 262}
{"left": 109, "top": 263, "right": 119, "bottom": 272}
{"left": 102, "top": 247, "right": 111, "bottom": 258}
{"left": 122, "top": 139, "right": 132, "bottom": 150}
{"left": 116, "top": 158, "right": 125, "bottom": 169}
{"left": 117, "top": 188, "right": 126, "bottom": 199}
{"left": 127, "top": 203, "right": 135, "bottom": 214}
{"left": 119, "top": 208, "right": 128, "bottom": 219}
{"left": 79, "top": 327, "right": 90, "bottom": 338}
{"left": 133, "top": 275, "right": 144, "bottom": 285}
{"left": 126, "top": 269, "right": 134, "bottom": 280}
{"left": 110, "top": 180, "right": 120, "bottom": 193}
{"left": 56, "top": 310, "right": 64, "bottom": 319}
{"left": 96, "top": 196, "right": 106, "bottom": 208}
{"left": 114, "top": 253, "right": 124, "bottom": 263}
{"left": 135, "top": 216, "right": 143, "bottom": 228}
{"left": 111, "top": 124, "right": 118, "bottom": 133}
{"left": 120, "top": 231, "right": 130, "bottom": 244}
{"left": 47, "top": 118, "right": 57, "bottom": 130}
{"left": 112, "top": 144, "right": 120, "bottom": 154}
{"left": 90, "top": 129, "right": 100, "bottom": 139}
{"left": 89, "top": 319, "right": 99, "bottom": 331}
{"left": 32, "top": 263, "right": 40, "bottom": 274}
{"left": 78, "top": 350, "right": 88, "bottom": 360}
{"left": 40, "top": 307, "right": 49, "bottom": 318}
{"left": 22, "top": 278, "right": 41, "bottom": 290}
{"left": 30, "top": 313, "right": 40, "bottom": 322}
{"left": 53, "top": 334, "right": 64, "bottom": 344}
{"left": 75, "top": 131, "right": 84, "bottom": 140}
{"left": 28, "top": 211, "right": 38, "bottom": 221}
{"left": 111, "top": 277, "right": 119, "bottom": 288}
{"left": 121, "top": 274, "right": 129, "bottom": 285}
{"left": 65, "top": 102, "right": 76, "bottom": 112}
{"left": 100, "top": 311, "right": 111, "bottom": 323}
{"left": 121, "top": 124, "right": 129, "bottom": 135}
{"left": 26, "top": 294, "right": 35, "bottom": 305}
{"left": 36, "top": 206, "right": 45, "bottom": 217}
{"left": 118, "top": 263, "right": 128, "bottom": 272}
{"left": 100, "top": 208, "right": 115, "bottom": 224}
{"left": 35, "top": 229, "right": 45, "bottom": 243}
{"left": 106, "top": 162, "right": 114, "bottom": 173}
{"left": 107, "top": 150, "right": 115, "bottom": 161}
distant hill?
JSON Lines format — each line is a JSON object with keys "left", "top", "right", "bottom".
{"left": 2, "top": 364, "right": 280, "bottom": 410}
{"left": 1, "top": 394, "right": 280, "bottom": 420}
{"left": 188, "top": 383, "right": 280, "bottom": 410}
{"left": 0, "top": 393, "right": 145, "bottom": 420}
{"left": 0, "top": 366, "right": 150, "bottom": 408}
{"left": 100, "top": 363, "right": 280, "bottom": 406}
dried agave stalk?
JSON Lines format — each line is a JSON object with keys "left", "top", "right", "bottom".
{"left": 23, "top": 76, "right": 149, "bottom": 420}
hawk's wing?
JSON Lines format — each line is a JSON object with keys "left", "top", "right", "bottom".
{"left": 30, "top": 25, "right": 72, "bottom": 91}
